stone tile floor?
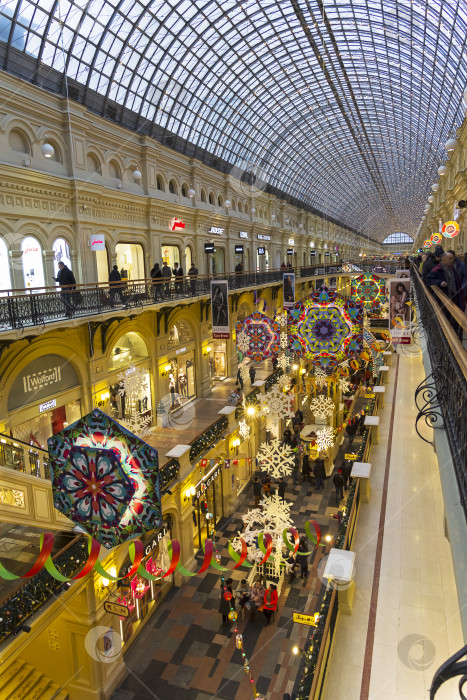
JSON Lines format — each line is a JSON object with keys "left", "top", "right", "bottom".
{"left": 112, "top": 400, "right": 366, "bottom": 700}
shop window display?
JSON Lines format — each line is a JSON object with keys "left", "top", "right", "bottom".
{"left": 12, "top": 399, "right": 82, "bottom": 449}
{"left": 115, "top": 242, "right": 145, "bottom": 281}
{"left": 110, "top": 370, "right": 152, "bottom": 422}
{"left": 109, "top": 333, "right": 148, "bottom": 370}
{"left": 52, "top": 237, "right": 71, "bottom": 277}
{"left": 21, "top": 236, "right": 45, "bottom": 290}
{"left": 167, "top": 320, "right": 193, "bottom": 348}
{"left": 161, "top": 244, "right": 180, "bottom": 270}
{"left": 193, "top": 463, "right": 224, "bottom": 551}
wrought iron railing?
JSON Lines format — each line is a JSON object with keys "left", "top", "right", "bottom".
{"left": 430, "top": 645, "right": 467, "bottom": 699}
{"left": 412, "top": 268, "right": 467, "bottom": 520}
{"left": 0, "top": 434, "right": 50, "bottom": 479}
{"left": 0, "top": 260, "right": 401, "bottom": 332}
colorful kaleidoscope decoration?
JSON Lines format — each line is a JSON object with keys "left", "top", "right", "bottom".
{"left": 235, "top": 311, "right": 281, "bottom": 361}
{"left": 287, "top": 287, "right": 363, "bottom": 369}
{"left": 350, "top": 273, "right": 387, "bottom": 311}
{"left": 48, "top": 408, "right": 161, "bottom": 549}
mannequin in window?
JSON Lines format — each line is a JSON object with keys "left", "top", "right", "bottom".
{"left": 169, "top": 375, "right": 176, "bottom": 406}
{"left": 178, "top": 371, "right": 187, "bottom": 398}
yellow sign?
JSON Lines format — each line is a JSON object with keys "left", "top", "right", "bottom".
{"left": 104, "top": 601, "right": 130, "bottom": 618}
{"left": 293, "top": 612, "right": 317, "bottom": 626}
{"left": 365, "top": 393, "right": 375, "bottom": 398}
{"left": 309, "top": 447, "right": 319, "bottom": 460}
{"left": 344, "top": 453, "right": 358, "bottom": 460}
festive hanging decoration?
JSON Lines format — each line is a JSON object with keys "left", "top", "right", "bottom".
{"left": 239, "top": 419, "right": 251, "bottom": 440}
{"left": 259, "top": 385, "right": 295, "bottom": 424}
{"left": 277, "top": 353, "right": 290, "bottom": 371}
{"left": 48, "top": 408, "right": 161, "bottom": 549}
{"left": 363, "top": 327, "right": 384, "bottom": 377}
{"left": 338, "top": 377, "right": 351, "bottom": 394}
{"left": 310, "top": 394, "right": 335, "bottom": 419}
{"left": 350, "top": 274, "right": 386, "bottom": 312}
{"left": 287, "top": 287, "right": 363, "bottom": 369}
{"left": 236, "top": 331, "right": 250, "bottom": 354}
{"left": 316, "top": 426, "right": 335, "bottom": 451}
{"left": 441, "top": 220, "right": 460, "bottom": 238}
{"left": 256, "top": 437, "right": 294, "bottom": 478}
{"left": 314, "top": 367, "right": 328, "bottom": 388}
{"left": 280, "top": 331, "right": 288, "bottom": 349}
{"left": 277, "top": 373, "right": 291, "bottom": 390}
{"left": 236, "top": 311, "right": 281, "bottom": 361}
{"left": 121, "top": 406, "right": 153, "bottom": 437}
{"left": 118, "top": 364, "right": 147, "bottom": 397}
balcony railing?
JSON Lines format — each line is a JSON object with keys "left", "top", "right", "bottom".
{"left": 0, "top": 433, "right": 50, "bottom": 479}
{"left": 0, "top": 260, "right": 401, "bottom": 332}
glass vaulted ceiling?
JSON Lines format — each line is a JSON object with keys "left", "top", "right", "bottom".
{"left": 0, "top": 0, "right": 466, "bottom": 241}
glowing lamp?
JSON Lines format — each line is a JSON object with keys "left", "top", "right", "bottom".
{"left": 41, "top": 142, "right": 54, "bottom": 158}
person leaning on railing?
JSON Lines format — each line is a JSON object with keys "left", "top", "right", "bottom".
{"left": 426, "top": 252, "right": 466, "bottom": 340}
{"left": 53, "top": 261, "right": 77, "bottom": 318}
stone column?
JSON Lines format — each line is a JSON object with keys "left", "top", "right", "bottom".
{"left": 43, "top": 250, "right": 56, "bottom": 287}
{"left": 9, "top": 249, "right": 24, "bottom": 289}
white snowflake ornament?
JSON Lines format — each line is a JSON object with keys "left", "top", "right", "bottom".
{"left": 278, "top": 374, "right": 291, "bottom": 390}
{"left": 257, "top": 438, "right": 294, "bottom": 478}
{"left": 310, "top": 394, "right": 335, "bottom": 419}
{"left": 280, "top": 331, "right": 288, "bottom": 349}
{"left": 121, "top": 406, "right": 153, "bottom": 437}
{"left": 240, "top": 364, "right": 249, "bottom": 382}
{"left": 239, "top": 419, "right": 251, "bottom": 440}
{"left": 316, "top": 426, "right": 335, "bottom": 451}
{"left": 236, "top": 332, "right": 250, "bottom": 353}
{"left": 277, "top": 353, "right": 290, "bottom": 371}
{"left": 259, "top": 494, "right": 293, "bottom": 529}
{"left": 259, "top": 386, "right": 294, "bottom": 424}
{"left": 338, "top": 377, "right": 351, "bottom": 394}
{"left": 118, "top": 365, "right": 148, "bottom": 398}
{"left": 314, "top": 367, "right": 328, "bottom": 389}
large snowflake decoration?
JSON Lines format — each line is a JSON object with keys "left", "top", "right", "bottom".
{"left": 236, "top": 311, "right": 281, "bottom": 361}
{"left": 287, "top": 287, "right": 363, "bottom": 369}
{"left": 259, "top": 494, "right": 293, "bottom": 529}
{"left": 338, "top": 377, "right": 351, "bottom": 394}
{"left": 239, "top": 419, "right": 251, "bottom": 440}
{"left": 257, "top": 438, "right": 294, "bottom": 478}
{"left": 277, "top": 353, "right": 290, "bottom": 371}
{"left": 280, "top": 331, "right": 288, "bottom": 349}
{"left": 259, "top": 386, "right": 294, "bottom": 424}
{"left": 236, "top": 331, "right": 250, "bottom": 354}
{"left": 239, "top": 364, "right": 250, "bottom": 383}
{"left": 118, "top": 365, "right": 148, "bottom": 397}
{"left": 316, "top": 426, "right": 335, "bottom": 451}
{"left": 310, "top": 394, "right": 335, "bottom": 419}
{"left": 351, "top": 274, "right": 386, "bottom": 312}
{"left": 278, "top": 373, "right": 291, "bottom": 390}
{"left": 121, "top": 406, "right": 153, "bottom": 437}
{"left": 314, "top": 367, "right": 328, "bottom": 388}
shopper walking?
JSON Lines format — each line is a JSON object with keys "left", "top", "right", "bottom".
{"left": 249, "top": 365, "right": 256, "bottom": 385}
{"left": 253, "top": 476, "right": 262, "bottom": 507}
{"left": 346, "top": 419, "right": 357, "bottom": 448}
{"left": 277, "top": 476, "right": 286, "bottom": 501}
{"left": 333, "top": 469, "right": 344, "bottom": 505}
{"left": 263, "top": 584, "right": 278, "bottom": 625}
{"left": 235, "top": 579, "right": 250, "bottom": 620}
{"left": 54, "top": 261, "right": 77, "bottom": 317}
{"left": 188, "top": 262, "right": 198, "bottom": 296}
{"left": 298, "top": 536, "right": 309, "bottom": 579}
{"left": 302, "top": 454, "right": 311, "bottom": 481}
{"left": 314, "top": 457, "right": 325, "bottom": 490}
{"left": 236, "top": 367, "right": 244, "bottom": 390}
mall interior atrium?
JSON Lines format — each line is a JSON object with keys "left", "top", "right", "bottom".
{"left": 0, "top": 1, "right": 466, "bottom": 699}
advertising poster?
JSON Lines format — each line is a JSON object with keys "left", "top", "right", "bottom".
{"left": 389, "top": 278, "right": 411, "bottom": 344}
{"left": 283, "top": 272, "right": 295, "bottom": 307}
{"left": 211, "top": 281, "right": 230, "bottom": 338}
{"left": 395, "top": 269, "right": 410, "bottom": 279}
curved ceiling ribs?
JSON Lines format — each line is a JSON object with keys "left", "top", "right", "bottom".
{"left": 0, "top": 0, "right": 466, "bottom": 241}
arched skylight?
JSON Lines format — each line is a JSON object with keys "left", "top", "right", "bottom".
{"left": 383, "top": 232, "right": 414, "bottom": 245}
{"left": 0, "top": 0, "right": 466, "bottom": 241}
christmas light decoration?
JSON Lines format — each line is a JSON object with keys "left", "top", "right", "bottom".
{"left": 239, "top": 419, "right": 251, "bottom": 440}
{"left": 310, "top": 395, "right": 335, "bottom": 419}
{"left": 316, "top": 426, "right": 335, "bottom": 451}
{"left": 350, "top": 274, "right": 386, "bottom": 312}
{"left": 256, "top": 437, "right": 294, "bottom": 478}
{"left": 258, "top": 385, "right": 294, "bottom": 424}
{"left": 236, "top": 311, "right": 281, "bottom": 361}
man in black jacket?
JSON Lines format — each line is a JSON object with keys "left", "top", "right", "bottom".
{"left": 422, "top": 246, "right": 444, "bottom": 283}
{"left": 161, "top": 261, "right": 172, "bottom": 297}
{"left": 109, "top": 265, "right": 124, "bottom": 305}
{"left": 54, "top": 261, "right": 76, "bottom": 317}
{"left": 150, "top": 263, "right": 163, "bottom": 300}
{"left": 188, "top": 263, "right": 198, "bottom": 297}
{"left": 173, "top": 261, "right": 184, "bottom": 295}
{"left": 333, "top": 469, "right": 344, "bottom": 505}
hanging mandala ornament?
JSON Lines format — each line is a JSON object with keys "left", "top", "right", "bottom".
{"left": 310, "top": 394, "right": 335, "bottom": 419}
{"left": 236, "top": 331, "right": 250, "bottom": 354}
{"left": 118, "top": 364, "right": 148, "bottom": 397}
{"left": 277, "top": 353, "right": 290, "bottom": 371}
{"left": 236, "top": 312, "right": 281, "bottom": 361}
{"left": 259, "top": 386, "right": 294, "bottom": 424}
{"left": 350, "top": 274, "right": 386, "bottom": 312}
{"left": 338, "top": 377, "right": 351, "bottom": 394}
{"left": 280, "top": 331, "right": 288, "bottom": 349}
{"left": 316, "top": 426, "right": 335, "bottom": 451}
{"left": 239, "top": 419, "right": 251, "bottom": 440}
{"left": 314, "top": 367, "right": 328, "bottom": 388}
{"left": 257, "top": 437, "right": 294, "bottom": 478}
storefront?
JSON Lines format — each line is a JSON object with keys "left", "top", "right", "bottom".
{"left": 0, "top": 237, "right": 12, "bottom": 293}
{"left": 212, "top": 341, "right": 227, "bottom": 380}
{"left": 192, "top": 462, "right": 224, "bottom": 551}
{"left": 116, "top": 518, "right": 173, "bottom": 650}
{"left": 166, "top": 321, "right": 197, "bottom": 406}
{"left": 8, "top": 354, "right": 82, "bottom": 448}
{"left": 21, "top": 236, "right": 45, "bottom": 290}
{"left": 108, "top": 333, "right": 153, "bottom": 424}
{"left": 115, "top": 242, "right": 145, "bottom": 281}
{"left": 161, "top": 243, "right": 180, "bottom": 270}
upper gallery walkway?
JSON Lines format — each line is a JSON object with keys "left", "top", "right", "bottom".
{"left": 0, "top": 260, "right": 400, "bottom": 339}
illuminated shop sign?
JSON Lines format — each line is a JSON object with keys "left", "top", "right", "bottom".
{"left": 204, "top": 243, "right": 215, "bottom": 253}
{"left": 257, "top": 234, "right": 271, "bottom": 241}
{"left": 258, "top": 246, "right": 266, "bottom": 255}
{"left": 169, "top": 217, "right": 185, "bottom": 231}
{"left": 120, "top": 525, "right": 169, "bottom": 576}
{"left": 287, "top": 248, "right": 294, "bottom": 255}
{"left": 39, "top": 399, "right": 56, "bottom": 413}
{"left": 90, "top": 234, "right": 105, "bottom": 251}
{"left": 239, "top": 231, "right": 248, "bottom": 239}
{"left": 235, "top": 245, "right": 244, "bottom": 254}
{"left": 208, "top": 227, "right": 224, "bottom": 235}
{"left": 195, "top": 466, "right": 221, "bottom": 500}
{"left": 288, "top": 238, "right": 295, "bottom": 245}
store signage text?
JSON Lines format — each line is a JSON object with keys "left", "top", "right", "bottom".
{"left": 195, "top": 467, "right": 221, "bottom": 500}
{"left": 239, "top": 231, "right": 248, "bottom": 239}
{"left": 208, "top": 227, "right": 224, "bottom": 235}
{"left": 257, "top": 234, "right": 271, "bottom": 241}
{"left": 104, "top": 601, "right": 130, "bottom": 618}
{"left": 39, "top": 399, "right": 56, "bottom": 413}
{"left": 204, "top": 243, "right": 215, "bottom": 253}
{"left": 288, "top": 238, "right": 295, "bottom": 245}
{"left": 90, "top": 234, "right": 106, "bottom": 251}
{"left": 175, "top": 346, "right": 187, "bottom": 355}
{"left": 287, "top": 248, "right": 294, "bottom": 255}
{"left": 23, "top": 246, "right": 39, "bottom": 255}
{"left": 23, "top": 366, "right": 62, "bottom": 394}
{"left": 120, "top": 526, "right": 168, "bottom": 577}
{"left": 344, "top": 453, "right": 358, "bottom": 460}
{"left": 170, "top": 217, "right": 185, "bottom": 231}
{"left": 257, "top": 247, "right": 265, "bottom": 255}
{"left": 235, "top": 245, "right": 244, "bottom": 254}
{"left": 292, "top": 612, "right": 317, "bottom": 626}
{"left": 310, "top": 250, "right": 316, "bottom": 256}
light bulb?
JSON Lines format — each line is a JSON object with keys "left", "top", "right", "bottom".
{"left": 132, "top": 169, "right": 142, "bottom": 180}
{"left": 41, "top": 142, "right": 54, "bottom": 158}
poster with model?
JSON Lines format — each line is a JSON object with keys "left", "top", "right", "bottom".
{"left": 389, "top": 279, "right": 411, "bottom": 344}
{"left": 395, "top": 269, "right": 410, "bottom": 279}
{"left": 211, "top": 281, "right": 230, "bottom": 338}
{"left": 283, "top": 272, "right": 295, "bottom": 307}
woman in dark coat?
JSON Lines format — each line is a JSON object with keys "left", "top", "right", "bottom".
{"left": 302, "top": 454, "right": 311, "bottom": 481}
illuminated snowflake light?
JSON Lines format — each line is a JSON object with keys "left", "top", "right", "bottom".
{"left": 310, "top": 395, "right": 335, "bottom": 419}
{"left": 257, "top": 438, "right": 294, "bottom": 478}
{"left": 316, "top": 426, "right": 335, "bottom": 451}
{"left": 239, "top": 419, "right": 251, "bottom": 440}
{"left": 259, "top": 386, "right": 294, "bottom": 424}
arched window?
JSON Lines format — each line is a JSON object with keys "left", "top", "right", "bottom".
{"left": 52, "top": 237, "right": 72, "bottom": 277}
{"left": 108, "top": 160, "right": 121, "bottom": 179}
{"left": 244, "top": 203, "right": 249, "bottom": 215}
{"left": 383, "top": 232, "right": 414, "bottom": 244}
{"left": 45, "top": 140, "right": 62, "bottom": 163}
{"left": 237, "top": 302, "right": 251, "bottom": 321}
{"left": 237, "top": 201, "right": 243, "bottom": 213}
{"left": 21, "top": 236, "right": 45, "bottom": 290}
{"left": 169, "top": 179, "right": 178, "bottom": 194}
{"left": 218, "top": 195, "right": 223, "bottom": 207}
{"left": 86, "top": 153, "right": 101, "bottom": 174}
{"left": 167, "top": 319, "right": 193, "bottom": 347}
{"left": 0, "top": 238, "right": 11, "bottom": 294}
{"left": 181, "top": 183, "right": 188, "bottom": 197}
{"left": 208, "top": 191, "right": 215, "bottom": 205}
{"left": 156, "top": 175, "right": 165, "bottom": 191}
{"left": 9, "top": 128, "right": 29, "bottom": 154}
{"left": 231, "top": 200, "right": 236, "bottom": 211}
{"left": 109, "top": 332, "right": 148, "bottom": 370}
{"left": 116, "top": 242, "right": 145, "bottom": 280}
{"left": 184, "top": 245, "right": 192, "bottom": 271}
{"left": 200, "top": 189, "right": 207, "bottom": 203}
